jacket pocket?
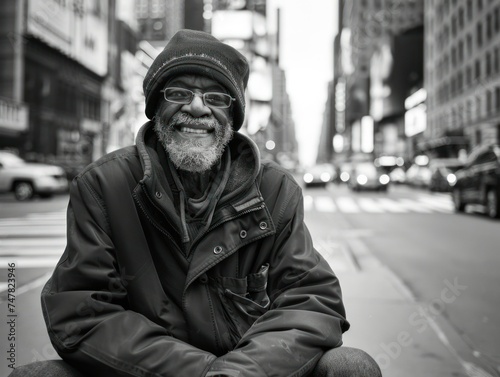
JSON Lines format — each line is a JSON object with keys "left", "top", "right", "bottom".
{"left": 215, "top": 264, "right": 270, "bottom": 348}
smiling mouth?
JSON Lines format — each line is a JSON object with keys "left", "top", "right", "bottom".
{"left": 179, "top": 126, "right": 212, "bottom": 134}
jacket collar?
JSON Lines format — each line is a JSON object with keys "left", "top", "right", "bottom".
{"left": 134, "top": 121, "right": 263, "bottom": 234}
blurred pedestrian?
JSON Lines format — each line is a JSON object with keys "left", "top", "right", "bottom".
{"left": 10, "top": 30, "right": 381, "bottom": 377}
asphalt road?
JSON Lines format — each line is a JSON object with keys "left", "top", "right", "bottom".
{"left": 303, "top": 182, "right": 500, "bottom": 376}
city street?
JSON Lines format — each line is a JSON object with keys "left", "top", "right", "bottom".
{"left": 0, "top": 183, "right": 499, "bottom": 376}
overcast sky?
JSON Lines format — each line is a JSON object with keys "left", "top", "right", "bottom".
{"left": 267, "top": 0, "right": 338, "bottom": 167}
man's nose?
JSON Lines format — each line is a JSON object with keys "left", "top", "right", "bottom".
{"left": 183, "top": 94, "right": 211, "bottom": 117}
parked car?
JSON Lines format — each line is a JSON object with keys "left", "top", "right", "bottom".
{"left": 347, "top": 161, "right": 390, "bottom": 191}
{"left": 302, "top": 163, "right": 337, "bottom": 187}
{"left": 0, "top": 151, "right": 68, "bottom": 201}
{"left": 453, "top": 144, "right": 500, "bottom": 218}
{"left": 428, "top": 158, "right": 464, "bottom": 192}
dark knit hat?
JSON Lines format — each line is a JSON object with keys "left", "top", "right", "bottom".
{"left": 143, "top": 29, "right": 250, "bottom": 131}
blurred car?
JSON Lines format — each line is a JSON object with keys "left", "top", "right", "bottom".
{"left": 347, "top": 162, "right": 390, "bottom": 191}
{"left": 453, "top": 144, "right": 500, "bottom": 218}
{"left": 302, "top": 163, "right": 336, "bottom": 187}
{"left": 428, "top": 158, "right": 464, "bottom": 192}
{"left": 0, "top": 151, "right": 68, "bottom": 201}
{"left": 338, "top": 153, "right": 373, "bottom": 184}
{"left": 405, "top": 163, "right": 432, "bottom": 188}
{"left": 389, "top": 167, "right": 406, "bottom": 184}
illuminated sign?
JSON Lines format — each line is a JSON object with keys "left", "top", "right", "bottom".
{"left": 405, "top": 103, "right": 427, "bottom": 137}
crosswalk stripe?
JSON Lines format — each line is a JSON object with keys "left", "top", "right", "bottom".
{"left": 397, "top": 198, "right": 434, "bottom": 213}
{"left": 0, "top": 256, "right": 60, "bottom": 268}
{"left": 357, "top": 198, "right": 385, "bottom": 213}
{"left": 374, "top": 198, "right": 408, "bottom": 213}
{"left": 336, "top": 197, "right": 361, "bottom": 213}
{"left": 418, "top": 196, "right": 454, "bottom": 212}
{"left": 304, "top": 195, "right": 314, "bottom": 211}
{"left": 304, "top": 195, "right": 453, "bottom": 214}
{"left": 315, "top": 196, "right": 337, "bottom": 212}
{"left": 0, "top": 226, "right": 66, "bottom": 237}
{"left": 0, "top": 248, "right": 64, "bottom": 256}
{"left": 0, "top": 210, "right": 66, "bottom": 270}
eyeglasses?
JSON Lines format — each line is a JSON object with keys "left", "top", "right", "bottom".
{"left": 160, "top": 87, "right": 235, "bottom": 109}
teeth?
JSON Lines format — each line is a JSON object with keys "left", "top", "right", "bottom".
{"left": 180, "top": 127, "right": 210, "bottom": 134}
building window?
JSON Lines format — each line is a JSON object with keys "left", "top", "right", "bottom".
{"left": 467, "top": 0, "right": 473, "bottom": 20}
{"left": 477, "top": 23, "right": 483, "bottom": 47}
{"left": 466, "top": 34, "right": 473, "bottom": 55}
{"left": 466, "top": 66, "right": 472, "bottom": 85}
{"left": 459, "top": 40, "right": 464, "bottom": 62}
{"left": 487, "top": 14, "right": 493, "bottom": 40}
{"left": 452, "top": 46, "right": 457, "bottom": 65}
{"left": 486, "top": 52, "right": 492, "bottom": 76}
{"left": 459, "top": 7, "right": 465, "bottom": 28}
{"left": 452, "top": 15, "right": 458, "bottom": 35}
{"left": 478, "top": 0, "right": 483, "bottom": 11}
{"left": 487, "top": 90, "right": 492, "bottom": 115}
{"left": 475, "top": 59, "right": 481, "bottom": 79}
{"left": 495, "top": 7, "right": 500, "bottom": 32}
{"left": 495, "top": 48, "right": 500, "bottom": 73}
{"left": 496, "top": 87, "right": 500, "bottom": 110}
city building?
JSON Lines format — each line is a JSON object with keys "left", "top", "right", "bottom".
{"left": 328, "top": 0, "right": 424, "bottom": 166}
{"left": 0, "top": 1, "right": 113, "bottom": 173}
{"left": 424, "top": 0, "right": 500, "bottom": 156}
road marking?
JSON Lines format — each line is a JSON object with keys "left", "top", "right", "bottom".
{"left": 336, "top": 197, "right": 361, "bottom": 213}
{"left": 357, "top": 198, "right": 385, "bottom": 213}
{"left": 0, "top": 256, "right": 60, "bottom": 268}
{"left": 397, "top": 198, "right": 434, "bottom": 213}
{"left": 304, "top": 195, "right": 454, "bottom": 214}
{"left": 315, "top": 196, "right": 337, "bottom": 212}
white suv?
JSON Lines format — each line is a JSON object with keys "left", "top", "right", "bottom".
{"left": 0, "top": 151, "right": 68, "bottom": 201}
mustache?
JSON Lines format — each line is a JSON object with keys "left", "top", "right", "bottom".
{"left": 168, "top": 112, "right": 219, "bottom": 129}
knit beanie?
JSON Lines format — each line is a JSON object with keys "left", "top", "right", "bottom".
{"left": 143, "top": 29, "right": 250, "bottom": 131}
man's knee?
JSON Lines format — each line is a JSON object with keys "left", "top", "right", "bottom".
{"left": 312, "top": 346, "right": 382, "bottom": 377}
{"left": 9, "top": 360, "right": 85, "bottom": 377}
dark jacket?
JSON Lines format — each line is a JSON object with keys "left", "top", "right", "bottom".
{"left": 41, "top": 122, "right": 349, "bottom": 377}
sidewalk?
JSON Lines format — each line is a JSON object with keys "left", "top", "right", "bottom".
{"left": 325, "top": 236, "right": 491, "bottom": 377}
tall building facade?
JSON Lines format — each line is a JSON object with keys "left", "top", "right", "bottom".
{"left": 330, "top": 0, "right": 424, "bottom": 164}
{"left": 424, "top": 0, "right": 500, "bottom": 153}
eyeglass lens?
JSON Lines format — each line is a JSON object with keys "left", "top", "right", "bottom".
{"left": 163, "top": 88, "right": 232, "bottom": 108}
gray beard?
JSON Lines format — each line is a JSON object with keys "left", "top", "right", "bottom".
{"left": 154, "top": 112, "right": 233, "bottom": 173}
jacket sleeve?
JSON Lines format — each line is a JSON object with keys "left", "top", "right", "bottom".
{"left": 41, "top": 175, "right": 216, "bottom": 377}
{"left": 208, "top": 184, "right": 350, "bottom": 377}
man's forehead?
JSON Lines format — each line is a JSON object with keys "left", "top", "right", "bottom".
{"left": 166, "top": 74, "right": 226, "bottom": 91}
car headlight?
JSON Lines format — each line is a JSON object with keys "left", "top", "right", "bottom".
{"left": 340, "top": 172, "right": 350, "bottom": 182}
{"left": 447, "top": 173, "right": 457, "bottom": 185}
{"left": 379, "top": 174, "right": 390, "bottom": 185}
{"left": 357, "top": 175, "right": 368, "bottom": 185}
{"left": 320, "top": 172, "right": 331, "bottom": 182}
{"left": 303, "top": 173, "right": 314, "bottom": 183}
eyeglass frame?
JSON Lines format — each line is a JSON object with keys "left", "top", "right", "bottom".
{"left": 160, "top": 87, "right": 236, "bottom": 109}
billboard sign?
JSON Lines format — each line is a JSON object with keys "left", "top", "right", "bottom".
{"left": 27, "top": 0, "right": 108, "bottom": 76}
